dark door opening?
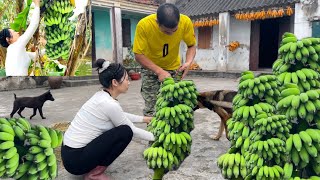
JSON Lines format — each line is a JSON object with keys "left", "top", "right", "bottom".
{"left": 259, "top": 19, "right": 280, "bottom": 68}
{"left": 250, "top": 16, "right": 291, "bottom": 70}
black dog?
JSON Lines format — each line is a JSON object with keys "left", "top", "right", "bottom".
{"left": 10, "top": 90, "right": 55, "bottom": 119}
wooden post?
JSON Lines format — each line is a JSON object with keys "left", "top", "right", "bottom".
{"left": 249, "top": 21, "right": 260, "bottom": 71}
{"left": 91, "top": 12, "right": 97, "bottom": 68}
{"left": 110, "top": 4, "right": 123, "bottom": 64}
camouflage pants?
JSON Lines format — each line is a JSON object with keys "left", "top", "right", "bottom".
{"left": 141, "top": 68, "right": 176, "bottom": 116}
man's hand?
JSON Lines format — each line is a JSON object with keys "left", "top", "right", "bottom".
{"left": 177, "top": 62, "right": 191, "bottom": 79}
{"left": 33, "top": 0, "right": 40, "bottom": 7}
{"left": 157, "top": 70, "right": 171, "bottom": 82}
{"left": 143, "top": 116, "right": 153, "bottom": 124}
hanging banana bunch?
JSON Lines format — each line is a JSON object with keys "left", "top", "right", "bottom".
{"left": 235, "top": 6, "right": 294, "bottom": 21}
{"left": 44, "top": 0, "right": 75, "bottom": 61}
{"left": 193, "top": 17, "right": 219, "bottom": 27}
{"left": 227, "top": 41, "right": 240, "bottom": 52}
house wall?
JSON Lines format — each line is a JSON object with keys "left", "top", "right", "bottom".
{"left": 123, "top": 15, "right": 145, "bottom": 58}
{"left": 294, "top": 1, "right": 320, "bottom": 39}
{"left": 180, "top": 26, "right": 219, "bottom": 70}
{"left": 181, "top": 18, "right": 251, "bottom": 71}
{"left": 228, "top": 17, "right": 251, "bottom": 71}
{"left": 94, "top": 9, "right": 113, "bottom": 61}
{"left": 94, "top": 8, "right": 146, "bottom": 61}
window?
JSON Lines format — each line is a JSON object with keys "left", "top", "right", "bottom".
{"left": 198, "top": 27, "right": 212, "bottom": 49}
{"left": 122, "top": 19, "right": 131, "bottom": 47}
{"left": 312, "top": 21, "right": 320, "bottom": 37}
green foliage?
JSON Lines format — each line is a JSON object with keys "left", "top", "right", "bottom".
{"left": 123, "top": 45, "right": 140, "bottom": 71}
{"left": 0, "top": 68, "right": 5, "bottom": 76}
{"left": 10, "top": 0, "right": 32, "bottom": 32}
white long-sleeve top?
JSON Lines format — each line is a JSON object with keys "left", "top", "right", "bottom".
{"left": 63, "top": 90, "right": 155, "bottom": 148}
{"left": 5, "top": 7, "right": 40, "bottom": 76}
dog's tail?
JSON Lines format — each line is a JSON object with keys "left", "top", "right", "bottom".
{"left": 13, "top": 93, "right": 17, "bottom": 99}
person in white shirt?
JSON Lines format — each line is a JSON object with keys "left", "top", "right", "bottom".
{"left": 0, "top": 0, "right": 41, "bottom": 76}
{"left": 61, "top": 59, "right": 155, "bottom": 180}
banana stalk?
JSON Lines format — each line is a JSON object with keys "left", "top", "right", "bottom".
{"left": 153, "top": 168, "right": 165, "bottom": 180}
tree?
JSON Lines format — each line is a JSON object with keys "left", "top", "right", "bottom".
{"left": 0, "top": 0, "right": 21, "bottom": 69}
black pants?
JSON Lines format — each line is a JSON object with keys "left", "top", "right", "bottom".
{"left": 61, "top": 125, "right": 133, "bottom": 175}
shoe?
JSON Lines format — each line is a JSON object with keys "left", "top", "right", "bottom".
{"left": 83, "top": 166, "right": 109, "bottom": 180}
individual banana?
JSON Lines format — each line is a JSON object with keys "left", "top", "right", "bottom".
{"left": 13, "top": 125, "right": 25, "bottom": 141}
{"left": 49, "top": 128, "right": 59, "bottom": 148}
{"left": 17, "top": 118, "right": 31, "bottom": 131}
{"left": 3, "top": 146, "right": 17, "bottom": 160}
{"left": 283, "top": 162, "right": 293, "bottom": 179}
{"left": 0, "top": 124, "right": 15, "bottom": 136}
{"left": 0, "top": 141, "right": 14, "bottom": 150}
{"left": 0, "top": 132, "right": 14, "bottom": 141}
{"left": 293, "top": 134, "right": 302, "bottom": 152}
{"left": 6, "top": 153, "right": 19, "bottom": 169}
{"left": 280, "top": 88, "right": 300, "bottom": 97}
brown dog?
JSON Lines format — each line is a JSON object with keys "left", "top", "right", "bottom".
{"left": 195, "top": 90, "right": 237, "bottom": 140}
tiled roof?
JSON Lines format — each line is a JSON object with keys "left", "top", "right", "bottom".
{"left": 176, "top": 0, "right": 299, "bottom": 17}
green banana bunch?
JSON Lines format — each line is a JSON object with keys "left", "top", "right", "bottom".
{"left": 253, "top": 114, "right": 291, "bottom": 136}
{"left": 286, "top": 129, "right": 320, "bottom": 165}
{"left": 0, "top": 118, "right": 22, "bottom": 178}
{"left": 0, "top": 117, "right": 62, "bottom": 179}
{"left": 248, "top": 138, "right": 285, "bottom": 161}
{"left": 217, "top": 153, "right": 247, "bottom": 179}
{"left": 277, "top": 69, "right": 319, "bottom": 92}
{"left": 145, "top": 77, "right": 198, "bottom": 175}
{"left": 250, "top": 165, "right": 284, "bottom": 180}
{"left": 220, "top": 33, "right": 320, "bottom": 180}
{"left": 275, "top": 35, "right": 320, "bottom": 74}
{"left": 227, "top": 121, "right": 251, "bottom": 142}
{"left": 44, "top": 0, "right": 75, "bottom": 60}
{"left": 233, "top": 103, "right": 275, "bottom": 122}
{"left": 278, "top": 88, "right": 320, "bottom": 122}
{"left": 22, "top": 126, "right": 60, "bottom": 179}
{"left": 144, "top": 147, "right": 175, "bottom": 169}
{"left": 159, "top": 78, "right": 199, "bottom": 108}
{"left": 237, "top": 73, "right": 278, "bottom": 101}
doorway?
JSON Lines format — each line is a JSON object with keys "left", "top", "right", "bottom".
{"left": 259, "top": 19, "right": 280, "bottom": 68}
{"left": 250, "top": 16, "right": 292, "bottom": 70}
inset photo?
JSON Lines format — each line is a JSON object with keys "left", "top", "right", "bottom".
{"left": 0, "top": 0, "right": 92, "bottom": 76}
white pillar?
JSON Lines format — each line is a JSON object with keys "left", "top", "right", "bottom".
{"left": 294, "top": 3, "right": 312, "bottom": 39}
{"left": 110, "top": 3, "right": 123, "bottom": 63}
{"left": 218, "top": 12, "right": 230, "bottom": 71}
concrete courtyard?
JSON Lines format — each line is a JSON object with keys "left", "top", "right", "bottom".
{"left": 0, "top": 76, "right": 238, "bottom": 180}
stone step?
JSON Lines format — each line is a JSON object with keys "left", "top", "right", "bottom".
{"left": 65, "top": 75, "right": 99, "bottom": 80}
{"left": 188, "top": 70, "right": 272, "bottom": 78}
{"left": 62, "top": 79, "right": 100, "bottom": 87}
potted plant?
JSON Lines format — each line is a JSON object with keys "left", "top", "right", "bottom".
{"left": 46, "top": 62, "right": 66, "bottom": 89}
{"left": 47, "top": 75, "right": 63, "bottom": 89}
{"left": 123, "top": 45, "right": 141, "bottom": 80}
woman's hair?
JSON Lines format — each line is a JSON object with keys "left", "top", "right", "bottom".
{"left": 0, "top": 28, "right": 11, "bottom": 48}
{"left": 96, "top": 58, "right": 126, "bottom": 88}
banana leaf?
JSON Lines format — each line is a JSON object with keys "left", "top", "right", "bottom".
{"left": 9, "top": 0, "right": 32, "bottom": 32}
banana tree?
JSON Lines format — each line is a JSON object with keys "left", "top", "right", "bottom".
{"left": 0, "top": 0, "right": 23, "bottom": 69}
{"left": 65, "top": 0, "right": 91, "bottom": 76}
